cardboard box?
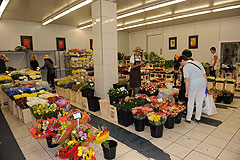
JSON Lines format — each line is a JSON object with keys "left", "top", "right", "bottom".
{"left": 225, "top": 83, "right": 235, "bottom": 93}
{"left": 207, "top": 82, "right": 215, "bottom": 90}
{"left": 99, "top": 98, "right": 110, "bottom": 117}
{"left": 108, "top": 105, "right": 118, "bottom": 122}
{"left": 82, "top": 97, "right": 89, "bottom": 111}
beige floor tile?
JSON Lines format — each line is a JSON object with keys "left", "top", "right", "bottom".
{"left": 195, "top": 142, "right": 223, "bottom": 158}
{"left": 185, "top": 130, "right": 208, "bottom": 141}
{"left": 20, "top": 141, "right": 43, "bottom": 155}
{"left": 217, "top": 150, "right": 240, "bottom": 160}
{"left": 171, "top": 124, "right": 192, "bottom": 135}
{"left": 138, "top": 129, "right": 153, "bottom": 140}
{"left": 169, "top": 154, "right": 181, "bottom": 160}
{"left": 222, "top": 120, "right": 240, "bottom": 128}
{"left": 184, "top": 151, "right": 216, "bottom": 160}
{"left": 175, "top": 135, "right": 201, "bottom": 149}
{"left": 45, "top": 146, "right": 60, "bottom": 157}
{"left": 211, "top": 130, "right": 235, "bottom": 141}
{"left": 150, "top": 137, "right": 173, "bottom": 149}
{"left": 16, "top": 135, "right": 38, "bottom": 146}
{"left": 193, "top": 123, "right": 216, "bottom": 134}
{"left": 203, "top": 135, "right": 229, "bottom": 148}
{"left": 164, "top": 143, "right": 192, "bottom": 159}
{"left": 115, "top": 141, "right": 133, "bottom": 158}
{"left": 117, "top": 150, "right": 148, "bottom": 160}
{"left": 225, "top": 142, "right": 240, "bottom": 155}
{"left": 25, "top": 149, "right": 51, "bottom": 160}
{"left": 216, "top": 125, "right": 239, "bottom": 134}
{"left": 162, "top": 130, "right": 183, "bottom": 142}
{"left": 231, "top": 135, "right": 240, "bottom": 144}
{"left": 11, "top": 125, "right": 31, "bottom": 139}
{"left": 94, "top": 150, "right": 105, "bottom": 160}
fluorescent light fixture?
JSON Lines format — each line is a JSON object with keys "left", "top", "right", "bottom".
{"left": 174, "top": 4, "right": 210, "bottom": 14}
{"left": 117, "top": 23, "right": 123, "bottom": 27}
{"left": 117, "top": 3, "right": 143, "bottom": 13}
{"left": 117, "top": 9, "right": 144, "bottom": 19}
{"left": 145, "top": 17, "right": 174, "bottom": 25}
{"left": 146, "top": 12, "right": 172, "bottom": 20}
{"left": 78, "top": 24, "right": 93, "bottom": 30}
{"left": 117, "top": 0, "right": 185, "bottom": 19}
{"left": 42, "top": 0, "right": 92, "bottom": 25}
{"left": 78, "top": 20, "right": 92, "bottom": 26}
{"left": 212, "top": 4, "right": 240, "bottom": 12}
{"left": 0, "top": 0, "right": 10, "bottom": 18}
{"left": 125, "top": 19, "right": 144, "bottom": 25}
{"left": 174, "top": 10, "right": 211, "bottom": 19}
{"left": 214, "top": 0, "right": 237, "bottom": 6}
{"left": 42, "top": 19, "right": 54, "bottom": 25}
{"left": 145, "top": 0, "right": 185, "bottom": 11}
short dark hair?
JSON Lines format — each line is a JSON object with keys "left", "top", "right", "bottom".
{"left": 210, "top": 47, "right": 216, "bottom": 51}
{"left": 178, "top": 55, "right": 189, "bottom": 63}
{"left": 182, "top": 49, "right": 192, "bottom": 57}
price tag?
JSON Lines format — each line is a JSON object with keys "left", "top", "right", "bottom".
{"left": 74, "top": 79, "right": 77, "bottom": 82}
{"left": 39, "top": 90, "right": 44, "bottom": 93}
{"left": 157, "top": 98, "right": 163, "bottom": 103}
{"left": 30, "top": 88, "right": 35, "bottom": 91}
{"left": 76, "top": 82, "right": 80, "bottom": 84}
{"left": 147, "top": 81, "right": 150, "bottom": 83}
{"left": 120, "top": 86, "right": 125, "bottom": 91}
{"left": 18, "top": 90, "right": 23, "bottom": 93}
{"left": 89, "top": 82, "right": 94, "bottom": 86}
{"left": 36, "top": 82, "right": 39, "bottom": 85}
{"left": 24, "top": 79, "right": 28, "bottom": 81}
{"left": 73, "top": 112, "right": 82, "bottom": 120}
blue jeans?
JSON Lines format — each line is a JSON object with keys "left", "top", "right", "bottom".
{"left": 133, "top": 87, "right": 140, "bottom": 97}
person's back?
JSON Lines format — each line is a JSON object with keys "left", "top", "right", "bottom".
{"left": 30, "top": 60, "right": 39, "bottom": 70}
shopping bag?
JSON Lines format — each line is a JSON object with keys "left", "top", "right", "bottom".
{"left": 202, "top": 94, "right": 217, "bottom": 116}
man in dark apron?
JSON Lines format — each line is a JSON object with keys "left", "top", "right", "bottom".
{"left": 130, "top": 46, "right": 144, "bottom": 97}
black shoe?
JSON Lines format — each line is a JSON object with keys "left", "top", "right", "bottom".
{"left": 194, "top": 119, "right": 200, "bottom": 123}
{"left": 185, "top": 120, "right": 191, "bottom": 124}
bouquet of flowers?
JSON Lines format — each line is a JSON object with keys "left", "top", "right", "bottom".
{"left": 72, "top": 123, "right": 93, "bottom": 146}
{"left": 56, "top": 140, "right": 80, "bottom": 159}
{"left": 131, "top": 105, "right": 153, "bottom": 120}
{"left": 92, "top": 126, "right": 109, "bottom": 144}
{"left": 108, "top": 88, "right": 128, "bottom": 98}
{"left": 73, "top": 146, "right": 96, "bottom": 160}
{"left": 147, "top": 112, "right": 167, "bottom": 126}
{"left": 176, "top": 102, "right": 186, "bottom": 113}
{"left": 47, "top": 96, "right": 64, "bottom": 104}
{"left": 162, "top": 105, "right": 179, "bottom": 117}
{"left": 30, "top": 103, "right": 60, "bottom": 120}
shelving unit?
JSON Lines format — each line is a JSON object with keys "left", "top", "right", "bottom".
{"left": 236, "top": 71, "right": 240, "bottom": 90}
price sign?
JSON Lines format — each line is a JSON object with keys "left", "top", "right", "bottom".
{"left": 74, "top": 79, "right": 77, "bottom": 82}
{"left": 24, "top": 79, "right": 28, "bottom": 81}
{"left": 147, "top": 81, "right": 150, "bottom": 83}
{"left": 73, "top": 112, "right": 82, "bottom": 120}
{"left": 30, "top": 88, "right": 35, "bottom": 91}
{"left": 39, "top": 90, "right": 44, "bottom": 93}
{"left": 89, "top": 82, "right": 94, "bottom": 87}
{"left": 18, "top": 90, "right": 23, "bottom": 93}
{"left": 76, "top": 82, "right": 80, "bottom": 84}
{"left": 157, "top": 98, "right": 163, "bottom": 103}
{"left": 120, "top": 86, "right": 125, "bottom": 91}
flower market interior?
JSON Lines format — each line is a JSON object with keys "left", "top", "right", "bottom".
{"left": 1, "top": 0, "right": 240, "bottom": 160}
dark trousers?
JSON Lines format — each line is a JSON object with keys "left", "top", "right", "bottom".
{"left": 47, "top": 72, "right": 55, "bottom": 88}
{"left": 210, "top": 69, "right": 216, "bottom": 77}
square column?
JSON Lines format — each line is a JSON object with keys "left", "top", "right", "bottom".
{"left": 92, "top": 0, "right": 118, "bottom": 99}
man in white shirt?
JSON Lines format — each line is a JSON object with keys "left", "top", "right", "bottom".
{"left": 178, "top": 55, "right": 207, "bottom": 123}
{"left": 130, "top": 46, "right": 144, "bottom": 97}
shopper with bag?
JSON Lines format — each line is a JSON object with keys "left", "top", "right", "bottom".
{"left": 178, "top": 55, "right": 207, "bottom": 123}
{"left": 130, "top": 46, "right": 144, "bottom": 97}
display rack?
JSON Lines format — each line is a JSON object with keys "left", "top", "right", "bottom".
{"left": 236, "top": 71, "right": 240, "bottom": 90}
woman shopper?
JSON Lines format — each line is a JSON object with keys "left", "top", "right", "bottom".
{"left": 130, "top": 46, "right": 144, "bottom": 97}
{"left": 30, "top": 54, "right": 39, "bottom": 71}
{"left": 41, "top": 55, "right": 55, "bottom": 89}
{"left": 178, "top": 55, "right": 207, "bottom": 123}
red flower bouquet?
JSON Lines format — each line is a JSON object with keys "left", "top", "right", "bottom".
{"left": 56, "top": 140, "right": 79, "bottom": 159}
{"left": 131, "top": 105, "right": 153, "bottom": 120}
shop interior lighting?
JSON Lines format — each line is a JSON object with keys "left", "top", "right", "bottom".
{"left": 78, "top": 20, "right": 92, "bottom": 26}
{"left": 125, "top": 18, "right": 144, "bottom": 25}
{"left": 0, "top": 0, "right": 10, "bottom": 18}
{"left": 173, "top": 10, "right": 211, "bottom": 19}
{"left": 146, "top": 12, "right": 172, "bottom": 20}
{"left": 43, "top": 0, "right": 92, "bottom": 25}
{"left": 212, "top": 4, "right": 240, "bottom": 12}
{"left": 214, "top": 0, "right": 238, "bottom": 6}
{"left": 117, "top": 3, "right": 143, "bottom": 13}
{"left": 117, "top": 0, "right": 185, "bottom": 19}
{"left": 117, "top": 23, "right": 123, "bottom": 27}
{"left": 174, "top": 4, "right": 210, "bottom": 14}
{"left": 78, "top": 24, "right": 93, "bottom": 29}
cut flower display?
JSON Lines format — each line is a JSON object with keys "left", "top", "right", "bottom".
{"left": 72, "top": 123, "right": 93, "bottom": 146}
{"left": 147, "top": 112, "right": 167, "bottom": 126}
{"left": 131, "top": 105, "right": 153, "bottom": 120}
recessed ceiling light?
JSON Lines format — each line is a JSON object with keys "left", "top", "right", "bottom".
{"left": 146, "top": 12, "right": 172, "bottom": 20}
{"left": 125, "top": 19, "right": 144, "bottom": 25}
{"left": 78, "top": 24, "right": 93, "bottom": 30}
{"left": 214, "top": 0, "right": 238, "bottom": 6}
{"left": 174, "top": 4, "right": 210, "bottom": 14}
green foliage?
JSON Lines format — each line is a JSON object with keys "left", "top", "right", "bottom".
{"left": 118, "top": 52, "right": 125, "bottom": 60}
{"left": 80, "top": 84, "right": 94, "bottom": 91}
{"left": 107, "top": 88, "right": 128, "bottom": 98}
{"left": 164, "top": 60, "right": 174, "bottom": 69}
{"left": 103, "top": 141, "right": 109, "bottom": 148}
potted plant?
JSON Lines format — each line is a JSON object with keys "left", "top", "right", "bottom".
{"left": 163, "top": 105, "right": 179, "bottom": 129}
{"left": 113, "top": 79, "right": 128, "bottom": 89}
{"left": 147, "top": 112, "right": 167, "bottom": 138}
{"left": 174, "top": 103, "right": 186, "bottom": 124}
{"left": 80, "top": 84, "right": 94, "bottom": 98}
{"left": 222, "top": 90, "right": 233, "bottom": 104}
{"left": 131, "top": 105, "right": 153, "bottom": 132}
{"left": 108, "top": 88, "right": 128, "bottom": 105}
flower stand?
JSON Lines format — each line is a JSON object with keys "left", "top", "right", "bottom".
{"left": 101, "top": 140, "right": 118, "bottom": 160}
{"left": 150, "top": 124, "right": 164, "bottom": 138}
{"left": 134, "top": 118, "right": 145, "bottom": 132}
{"left": 165, "top": 116, "right": 175, "bottom": 129}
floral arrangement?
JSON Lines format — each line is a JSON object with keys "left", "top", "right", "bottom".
{"left": 93, "top": 126, "right": 109, "bottom": 144}
{"left": 140, "top": 82, "right": 163, "bottom": 95}
{"left": 108, "top": 88, "right": 128, "bottom": 98}
{"left": 162, "top": 105, "right": 179, "bottom": 117}
{"left": 208, "top": 88, "right": 218, "bottom": 100}
{"left": 0, "top": 75, "right": 12, "bottom": 84}
{"left": 73, "top": 146, "right": 96, "bottom": 160}
{"left": 207, "top": 76, "right": 215, "bottom": 82}
{"left": 80, "top": 84, "right": 94, "bottom": 91}
{"left": 56, "top": 140, "right": 80, "bottom": 159}
{"left": 30, "top": 103, "right": 60, "bottom": 119}
{"left": 176, "top": 102, "right": 186, "bottom": 112}
{"left": 72, "top": 69, "right": 83, "bottom": 74}
{"left": 116, "top": 78, "right": 128, "bottom": 86}
{"left": 147, "top": 112, "right": 167, "bottom": 126}
{"left": 114, "top": 97, "right": 150, "bottom": 111}
{"left": 27, "top": 97, "right": 48, "bottom": 107}
{"left": 131, "top": 105, "right": 153, "bottom": 120}
{"left": 47, "top": 96, "right": 64, "bottom": 104}
{"left": 72, "top": 84, "right": 82, "bottom": 92}
{"left": 72, "top": 123, "right": 93, "bottom": 146}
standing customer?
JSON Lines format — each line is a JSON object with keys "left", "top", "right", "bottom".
{"left": 130, "top": 46, "right": 144, "bottom": 97}
{"left": 178, "top": 55, "right": 207, "bottom": 123}
{"left": 0, "top": 54, "right": 9, "bottom": 74}
{"left": 41, "top": 55, "right": 55, "bottom": 89}
{"left": 30, "top": 54, "right": 39, "bottom": 71}
{"left": 210, "top": 47, "right": 219, "bottom": 77}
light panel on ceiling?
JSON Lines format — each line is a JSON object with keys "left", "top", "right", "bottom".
{"left": 0, "top": 0, "right": 9, "bottom": 18}
{"left": 174, "top": 4, "right": 210, "bottom": 14}
{"left": 212, "top": 4, "right": 240, "bottom": 12}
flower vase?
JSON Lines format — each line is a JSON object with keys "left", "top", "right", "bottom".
{"left": 223, "top": 95, "right": 231, "bottom": 104}
{"left": 101, "top": 140, "right": 118, "bottom": 160}
{"left": 46, "top": 136, "right": 59, "bottom": 148}
{"left": 134, "top": 118, "right": 145, "bottom": 132}
{"left": 175, "top": 112, "right": 182, "bottom": 124}
{"left": 150, "top": 124, "right": 163, "bottom": 138}
{"left": 145, "top": 117, "right": 150, "bottom": 126}
{"left": 215, "top": 96, "right": 222, "bottom": 103}
{"left": 165, "top": 116, "right": 175, "bottom": 129}
{"left": 109, "top": 96, "right": 119, "bottom": 105}
{"left": 117, "top": 110, "right": 133, "bottom": 127}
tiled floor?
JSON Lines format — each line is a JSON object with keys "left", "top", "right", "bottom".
{"left": 1, "top": 96, "right": 240, "bottom": 160}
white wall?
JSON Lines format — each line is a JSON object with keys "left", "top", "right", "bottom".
{"left": 128, "top": 16, "right": 240, "bottom": 62}
{"left": 117, "top": 31, "right": 129, "bottom": 55}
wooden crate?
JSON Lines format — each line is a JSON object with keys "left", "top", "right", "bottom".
{"left": 225, "top": 83, "right": 235, "bottom": 93}
{"left": 76, "top": 91, "right": 83, "bottom": 108}
{"left": 12, "top": 102, "right": 18, "bottom": 117}
{"left": 165, "top": 74, "right": 174, "bottom": 82}
{"left": 70, "top": 90, "right": 77, "bottom": 103}
{"left": 22, "top": 108, "right": 33, "bottom": 124}
{"left": 82, "top": 97, "right": 89, "bottom": 111}
{"left": 207, "top": 82, "right": 215, "bottom": 90}
{"left": 55, "top": 86, "right": 60, "bottom": 95}
{"left": 17, "top": 105, "right": 23, "bottom": 120}
{"left": 99, "top": 98, "right": 110, "bottom": 117}
{"left": 215, "top": 82, "right": 225, "bottom": 90}
{"left": 108, "top": 105, "right": 118, "bottom": 122}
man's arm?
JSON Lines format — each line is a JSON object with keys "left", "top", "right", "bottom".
{"left": 2, "top": 54, "right": 9, "bottom": 62}
{"left": 130, "top": 61, "right": 144, "bottom": 69}
{"left": 211, "top": 55, "right": 217, "bottom": 71}
{"left": 185, "top": 77, "right": 190, "bottom": 97}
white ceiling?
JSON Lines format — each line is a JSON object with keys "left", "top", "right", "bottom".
{"left": 1, "top": 0, "right": 240, "bottom": 32}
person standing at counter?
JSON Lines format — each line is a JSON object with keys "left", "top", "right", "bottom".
{"left": 30, "top": 54, "right": 39, "bottom": 71}
{"left": 41, "top": 55, "right": 55, "bottom": 89}
{"left": 130, "top": 46, "right": 144, "bottom": 97}
{"left": 0, "top": 54, "right": 9, "bottom": 74}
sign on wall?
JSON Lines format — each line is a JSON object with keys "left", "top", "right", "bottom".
{"left": 56, "top": 37, "right": 66, "bottom": 51}
{"left": 20, "top": 35, "right": 33, "bottom": 50}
